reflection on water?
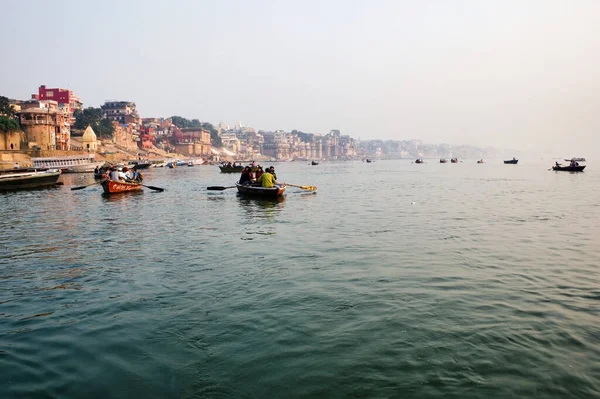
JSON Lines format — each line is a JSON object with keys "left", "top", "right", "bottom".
{"left": 101, "top": 191, "right": 144, "bottom": 202}
{"left": 1, "top": 161, "right": 600, "bottom": 399}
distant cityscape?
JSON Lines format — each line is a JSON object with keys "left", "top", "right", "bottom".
{"left": 1, "top": 84, "right": 518, "bottom": 161}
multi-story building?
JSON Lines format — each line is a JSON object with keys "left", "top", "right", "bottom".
{"left": 101, "top": 101, "right": 139, "bottom": 124}
{"left": 33, "top": 85, "right": 82, "bottom": 125}
{"left": 17, "top": 104, "right": 69, "bottom": 150}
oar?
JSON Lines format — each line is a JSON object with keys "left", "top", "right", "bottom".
{"left": 142, "top": 185, "right": 165, "bottom": 192}
{"left": 71, "top": 181, "right": 102, "bottom": 191}
{"left": 285, "top": 183, "right": 317, "bottom": 191}
{"left": 207, "top": 186, "right": 236, "bottom": 191}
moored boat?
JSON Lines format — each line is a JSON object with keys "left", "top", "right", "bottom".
{"left": 504, "top": 158, "right": 518, "bottom": 164}
{"left": 220, "top": 165, "right": 259, "bottom": 173}
{"left": 311, "top": 160, "right": 319, "bottom": 165}
{"left": 552, "top": 165, "right": 586, "bottom": 172}
{"left": 415, "top": 159, "right": 424, "bottom": 164}
{"left": 450, "top": 158, "right": 458, "bottom": 163}
{"left": 101, "top": 179, "right": 143, "bottom": 194}
{"left": 236, "top": 183, "right": 286, "bottom": 198}
{"left": 440, "top": 159, "right": 447, "bottom": 163}
{"left": 0, "top": 169, "right": 61, "bottom": 191}
{"left": 31, "top": 154, "right": 103, "bottom": 173}
{"left": 365, "top": 159, "right": 372, "bottom": 163}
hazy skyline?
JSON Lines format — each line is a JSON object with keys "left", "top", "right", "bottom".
{"left": 3, "top": 0, "right": 600, "bottom": 156}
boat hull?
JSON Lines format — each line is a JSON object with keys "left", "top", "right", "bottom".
{"left": 236, "top": 183, "right": 286, "bottom": 198}
{"left": 415, "top": 159, "right": 424, "bottom": 164}
{"left": 440, "top": 159, "right": 447, "bottom": 163}
{"left": 0, "top": 170, "right": 61, "bottom": 191}
{"left": 504, "top": 160, "right": 518, "bottom": 164}
{"left": 101, "top": 180, "right": 143, "bottom": 194}
{"left": 220, "top": 166, "right": 258, "bottom": 173}
{"left": 553, "top": 165, "right": 586, "bottom": 172}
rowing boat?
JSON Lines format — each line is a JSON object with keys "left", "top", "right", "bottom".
{"left": 219, "top": 166, "right": 259, "bottom": 173}
{"left": 504, "top": 159, "right": 518, "bottom": 164}
{"left": 552, "top": 165, "right": 586, "bottom": 172}
{"left": 236, "top": 183, "right": 286, "bottom": 198}
{"left": 101, "top": 180, "right": 143, "bottom": 194}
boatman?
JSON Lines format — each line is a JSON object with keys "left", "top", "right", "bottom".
{"left": 259, "top": 167, "right": 279, "bottom": 188}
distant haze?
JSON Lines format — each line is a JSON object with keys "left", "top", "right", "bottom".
{"left": 3, "top": 0, "right": 600, "bottom": 157}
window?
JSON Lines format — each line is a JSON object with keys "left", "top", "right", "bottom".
{"left": 46, "top": 91, "right": 54, "bottom": 97}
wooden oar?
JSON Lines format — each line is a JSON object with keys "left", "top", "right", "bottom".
{"left": 285, "top": 183, "right": 317, "bottom": 191}
{"left": 142, "top": 184, "right": 165, "bottom": 192}
{"left": 207, "top": 186, "right": 236, "bottom": 191}
{"left": 71, "top": 181, "right": 102, "bottom": 191}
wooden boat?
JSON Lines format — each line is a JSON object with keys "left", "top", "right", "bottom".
{"left": 440, "top": 159, "right": 447, "bottom": 163}
{"left": 552, "top": 165, "right": 586, "bottom": 172}
{"left": 415, "top": 159, "right": 424, "bottom": 164}
{"left": 236, "top": 183, "right": 286, "bottom": 198}
{"left": 0, "top": 170, "right": 61, "bottom": 191}
{"left": 450, "top": 158, "right": 458, "bottom": 163}
{"left": 311, "top": 161, "right": 319, "bottom": 165}
{"left": 219, "top": 166, "right": 259, "bottom": 173}
{"left": 101, "top": 179, "right": 143, "bottom": 194}
{"left": 132, "top": 162, "right": 152, "bottom": 170}
{"left": 504, "top": 159, "right": 518, "bottom": 164}
{"left": 187, "top": 162, "right": 194, "bottom": 167}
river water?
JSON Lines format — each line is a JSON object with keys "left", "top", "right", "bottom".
{"left": 1, "top": 159, "right": 599, "bottom": 398}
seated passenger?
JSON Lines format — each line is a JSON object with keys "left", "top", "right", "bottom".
{"left": 239, "top": 166, "right": 252, "bottom": 185}
{"left": 259, "top": 168, "right": 278, "bottom": 188}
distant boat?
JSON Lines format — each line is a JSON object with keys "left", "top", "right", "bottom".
{"left": 366, "top": 159, "right": 372, "bottom": 163}
{"left": 415, "top": 159, "right": 424, "bottom": 164}
{"left": 564, "top": 158, "right": 586, "bottom": 162}
{"left": 477, "top": 159, "right": 485, "bottom": 164}
{"left": 450, "top": 158, "right": 458, "bottom": 163}
{"left": 187, "top": 161, "right": 194, "bottom": 167}
{"left": 553, "top": 165, "right": 586, "bottom": 172}
{"left": 440, "top": 158, "right": 447, "bottom": 163}
{"left": 311, "top": 160, "right": 319, "bottom": 165}
{"left": 32, "top": 154, "right": 103, "bottom": 173}
{"left": 504, "top": 159, "right": 518, "bottom": 164}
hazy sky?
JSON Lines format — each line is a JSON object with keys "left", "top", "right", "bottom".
{"left": 3, "top": 0, "right": 600, "bottom": 155}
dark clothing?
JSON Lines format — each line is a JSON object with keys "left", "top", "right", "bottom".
{"left": 239, "top": 171, "right": 252, "bottom": 185}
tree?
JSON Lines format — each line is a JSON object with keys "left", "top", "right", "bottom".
{"left": 201, "top": 122, "right": 222, "bottom": 147}
{"left": 0, "top": 115, "right": 20, "bottom": 132}
{"left": 0, "top": 96, "right": 16, "bottom": 117}
{"left": 73, "top": 107, "right": 114, "bottom": 138}
{"left": 97, "top": 118, "right": 115, "bottom": 138}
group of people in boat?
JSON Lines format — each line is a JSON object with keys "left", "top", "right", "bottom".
{"left": 100, "top": 166, "right": 143, "bottom": 183}
{"left": 238, "top": 165, "right": 280, "bottom": 188}
{"left": 556, "top": 160, "right": 581, "bottom": 168}
{"left": 222, "top": 161, "right": 243, "bottom": 168}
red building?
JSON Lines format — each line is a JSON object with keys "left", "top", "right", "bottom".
{"left": 33, "top": 85, "right": 83, "bottom": 124}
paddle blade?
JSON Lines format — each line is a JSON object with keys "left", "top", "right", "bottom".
{"left": 71, "top": 186, "right": 88, "bottom": 191}
{"left": 207, "top": 186, "right": 233, "bottom": 191}
{"left": 144, "top": 185, "right": 165, "bottom": 192}
{"left": 301, "top": 185, "right": 317, "bottom": 191}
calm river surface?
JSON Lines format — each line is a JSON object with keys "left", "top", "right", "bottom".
{"left": 1, "top": 159, "right": 599, "bottom": 398}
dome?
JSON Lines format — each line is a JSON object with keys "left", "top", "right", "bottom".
{"left": 82, "top": 125, "right": 97, "bottom": 142}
